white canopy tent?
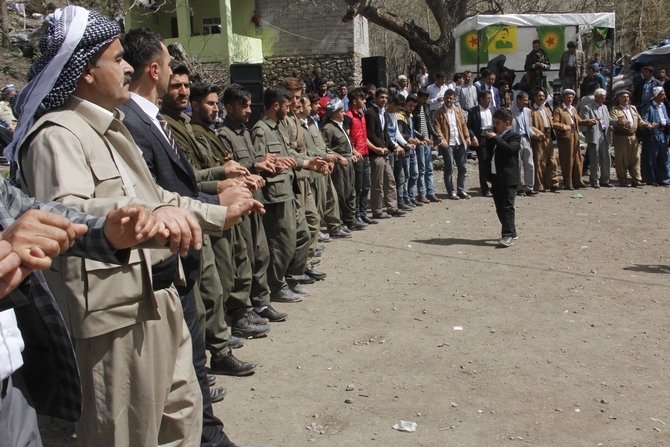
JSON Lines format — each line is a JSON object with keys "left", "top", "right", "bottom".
{"left": 452, "top": 13, "right": 616, "bottom": 78}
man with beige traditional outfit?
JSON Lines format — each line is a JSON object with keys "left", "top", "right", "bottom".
{"left": 6, "top": 7, "right": 260, "bottom": 447}
{"left": 609, "top": 90, "right": 653, "bottom": 187}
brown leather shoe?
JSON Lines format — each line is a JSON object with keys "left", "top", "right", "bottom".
{"left": 427, "top": 194, "right": 442, "bottom": 202}
{"left": 418, "top": 196, "right": 430, "bottom": 203}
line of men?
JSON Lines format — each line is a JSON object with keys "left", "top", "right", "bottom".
{"left": 0, "top": 7, "right": 327, "bottom": 447}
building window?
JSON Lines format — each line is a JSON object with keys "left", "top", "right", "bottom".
{"left": 202, "top": 17, "right": 222, "bottom": 35}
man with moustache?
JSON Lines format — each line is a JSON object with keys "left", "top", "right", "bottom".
{"left": 552, "top": 89, "right": 597, "bottom": 190}
{"left": 12, "top": 7, "right": 262, "bottom": 446}
{"left": 581, "top": 88, "right": 613, "bottom": 187}
{"left": 529, "top": 87, "right": 560, "bottom": 192}
{"left": 610, "top": 90, "right": 652, "bottom": 186}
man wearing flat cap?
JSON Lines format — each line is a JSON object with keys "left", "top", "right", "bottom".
{"left": 559, "top": 41, "right": 586, "bottom": 97}
{"left": 7, "top": 6, "right": 261, "bottom": 446}
{"left": 552, "top": 89, "right": 597, "bottom": 190}
{"left": 610, "top": 90, "right": 653, "bottom": 187}
{"left": 0, "top": 84, "right": 17, "bottom": 129}
{"left": 639, "top": 86, "right": 670, "bottom": 185}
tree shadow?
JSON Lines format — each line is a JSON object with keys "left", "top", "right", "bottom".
{"left": 623, "top": 264, "right": 670, "bottom": 274}
{"left": 412, "top": 238, "right": 498, "bottom": 247}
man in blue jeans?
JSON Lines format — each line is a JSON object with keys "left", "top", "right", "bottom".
{"left": 413, "top": 89, "right": 441, "bottom": 203}
{"left": 398, "top": 95, "right": 421, "bottom": 207}
{"left": 433, "top": 89, "right": 472, "bottom": 199}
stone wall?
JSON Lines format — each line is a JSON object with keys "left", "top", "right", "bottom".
{"left": 263, "top": 53, "right": 363, "bottom": 91}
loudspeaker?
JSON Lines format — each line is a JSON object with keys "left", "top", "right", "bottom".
{"left": 361, "top": 56, "right": 387, "bottom": 88}
{"left": 230, "top": 63, "right": 264, "bottom": 128}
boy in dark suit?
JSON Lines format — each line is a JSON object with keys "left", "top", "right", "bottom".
{"left": 485, "top": 108, "right": 521, "bottom": 247}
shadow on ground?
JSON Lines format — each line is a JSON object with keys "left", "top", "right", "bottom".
{"left": 623, "top": 264, "right": 670, "bottom": 274}
{"left": 412, "top": 238, "right": 497, "bottom": 247}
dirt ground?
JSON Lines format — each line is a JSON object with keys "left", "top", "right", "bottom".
{"left": 38, "top": 162, "right": 670, "bottom": 446}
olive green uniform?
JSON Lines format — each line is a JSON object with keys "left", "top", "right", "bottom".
{"left": 188, "top": 121, "right": 253, "bottom": 324}
{"left": 305, "top": 119, "right": 342, "bottom": 233}
{"left": 321, "top": 119, "right": 357, "bottom": 228}
{"left": 251, "top": 115, "right": 310, "bottom": 293}
{"left": 161, "top": 111, "right": 225, "bottom": 193}
{"left": 279, "top": 114, "right": 320, "bottom": 269}
{"left": 216, "top": 117, "right": 272, "bottom": 308}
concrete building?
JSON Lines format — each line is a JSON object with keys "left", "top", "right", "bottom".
{"left": 123, "top": 0, "right": 369, "bottom": 87}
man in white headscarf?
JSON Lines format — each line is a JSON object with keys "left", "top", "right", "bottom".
{"left": 10, "top": 6, "right": 261, "bottom": 446}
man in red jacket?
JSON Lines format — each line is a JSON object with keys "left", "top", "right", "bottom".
{"left": 345, "top": 87, "right": 375, "bottom": 225}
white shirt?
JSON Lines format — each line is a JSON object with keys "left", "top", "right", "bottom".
{"left": 419, "top": 73, "right": 429, "bottom": 87}
{"left": 397, "top": 87, "right": 410, "bottom": 98}
{"left": 533, "top": 102, "right": 550, "bottom": 128}
{"left": 562, "top": 103, "right": 576, "bottom": 124}
{"left": 568, "top": 52, "right": 575, "bottom": 67}
{"left": 655, "top": 102, "right": 667, "bottom": 126}
{"left": 479, "top": 106, "right": 493, "bottom": 128}
{"left": 378, "top": 106, "right": 385, "bottom": 128}
{"left": 0, "top": 309, "right": 24, "bottom": 380}
{"left": 130, "top": 92, "right": 171, "bottom": 144}
{"left": 621, "top": 106, "right": 635, "bottom": 128}
{"left": 333, "top": 119, "right": 353, "bottom": 154}
{"left": 427, "top": 83, "right": 448, "bottom": 112}
{"left": 445, "top": 107, "right": 461, "bottom": 146}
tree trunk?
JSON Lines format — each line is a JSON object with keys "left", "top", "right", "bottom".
{"left": 1, "top": 0, "right": 8, "bottom": 49}
{"left": 342, "top": 0, "right": 466, "bottom": 77}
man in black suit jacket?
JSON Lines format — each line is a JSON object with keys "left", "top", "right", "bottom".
{"left": 120, "top": 27, "right": 259, "bottom": 447}
{"left": 467, "top": 90, "right": 497, "bottom": 196}
{"left": 364, "top": 88, "right": 405, "bottom": 218}
{"left": 484, "top": 108, "right": 521, "bottom": 247}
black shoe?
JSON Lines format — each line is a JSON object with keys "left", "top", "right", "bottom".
{"left": 361, "top": 215, "right": 378, "bottom": 224}
{"left": 349, "top": 221, "right": 367, "bottom": 231}
{"left": 311, "top": 259, "right": 321, "bottom": 266}
{"left": 550, "top": 186, "right": 559, "bottom": 193}
{"left": 256, "top": 305, "right": 288, "bottom": 322}
{"left": 497, "top": 236, "right": 514, "bottom": 247}
{"left": 339, "top": 225, "right": 352, "bottom": 234}
{"left": 232, "top": 318, "right": 271, "bottom": 339}
{"left": 247, "top": 309, "right": 269, "bottom": 325}
{"left": 209, "top": 352, "right": 257, "bottom": 376}
{"left": 297, "top": 274, "right": 315, "bottom": 284}
{"left": 457, "top": 192, "right": 471, "bottom": 200}
{"left": 483, "top": 191, "right": 493, "bottom": 197}
{"left": 403, "top": 200, "right": 416, "bottom": 208}
{"left": 210, "top": 387, "right": 228, "bottom": 403}
{"left": 516, "top": 190, "right": 525, "bottom": 196}
{"left": 208, "top": 374, "right": 217, "bottom": 387}
{"left": 228, "top": 335, "right": 245, "bottom": 349}
{"left": 525, "top": 190, "right": 539, "bottom": 196}
{"left": 330, "top": 228, "right": 352, "bottom": 238}
{"left": 410, "top": 199, "right": 424, "bottom": 207}
{"left": 304, "top": 267, "right": 327, "bottom": 280}
{"left": 564, "top": 186, "right": 574, "bottom": 190}
{"left": 389, "top": 209, "right": 407, "bottom": 217}
{"left": 270, "top": 288, "right": 304, "bottom": 303}
{"left": 288, "top": 282, "right": 311, "bottom": 295}
{"left": 399, "top": 203, "right": 414, "bottom": 211}
{"left": 600, "top": 183, "right": 613, "bottom": 187}
{"left": 372, "top": 212, "right": 392, "bottom": 219}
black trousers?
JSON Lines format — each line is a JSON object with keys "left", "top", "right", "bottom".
{"left": 353, "top": 156, "right": 371, "bottom": 219}
{"left": 491, "top": 179, "right": 517, "bottom": 238}
{"left": 474, "top": 145, "right": 491, "bottom": 194}
{"left": 179, "top": 286, "right": 234, "bottom": 447}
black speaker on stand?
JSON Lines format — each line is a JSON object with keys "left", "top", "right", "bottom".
{"left": 361, "top": 56, "right": 387, "bottom": 88}
{"left": 230, "top": 63, "right": 264, "bottom": 128}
